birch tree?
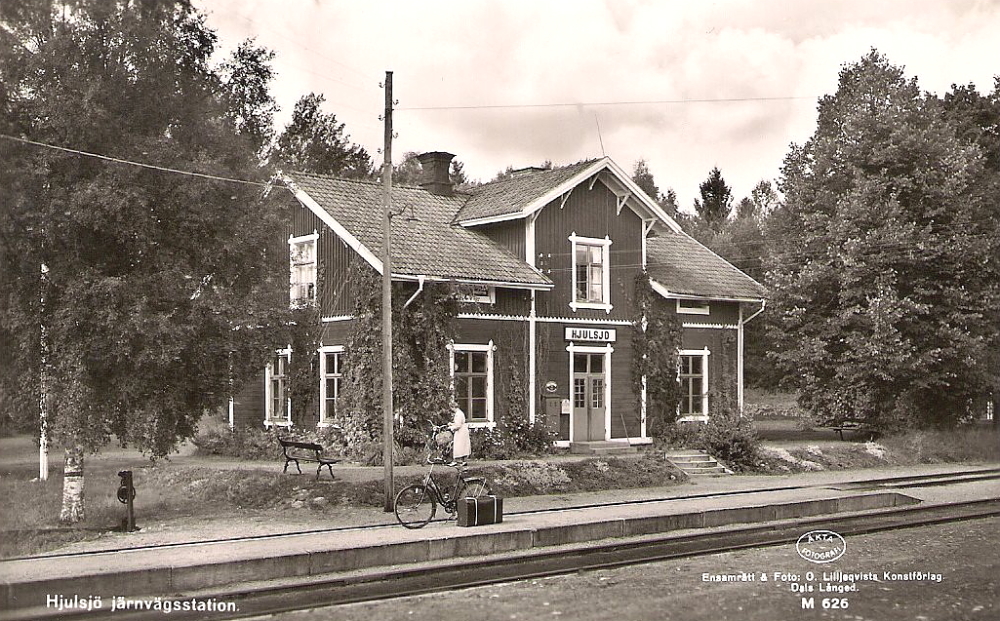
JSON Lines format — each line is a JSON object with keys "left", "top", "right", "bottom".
{"left": 1, "top": 1, "right": 288, "bottom": 521}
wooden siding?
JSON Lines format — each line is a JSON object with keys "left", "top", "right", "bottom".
{"left": 536, "top": 321, "right": 640, "bottom": 440}
{"left": 456, "top": 287, "right": 530, "bottom": 317}
{"left": 476, "top": 219, "right": 526, "bottom": 263}
{"left": 231, "top": 368, "right": 265, "bottom": 428}
{"left": 672, "top": 299, "right": 740, "bottom": 325}
{"left": 680, "top": 326, "right": 739, "bottom": 413}
{"left": 289, "top": 203, "right": 364, "bottom": 317}
{"left": 534, "top": 181, "right": 644, "bottom": 323}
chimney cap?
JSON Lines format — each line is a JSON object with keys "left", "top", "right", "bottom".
{"left": 416, "top": 151, "right": 456, "bottom": 196}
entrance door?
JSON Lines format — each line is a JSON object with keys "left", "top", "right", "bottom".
{"left": 572, "top": 353, "right": 606, "bottom": 441}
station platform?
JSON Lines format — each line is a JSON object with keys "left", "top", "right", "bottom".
{"left": 1, "top": 463, "right": 998, "bottom": 619}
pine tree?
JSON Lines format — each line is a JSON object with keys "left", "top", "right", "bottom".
{"left": 693, "top": 167, "right": 733, "bottom": 229}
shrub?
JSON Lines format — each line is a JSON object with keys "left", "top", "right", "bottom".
{"left": 192, "top": 425, "right": 283, "bottom": 460}
{"left": 471, "top": 417, "right": 556, "bottom": 460}
{"left": 698, "top": 409, "right": 760, "bottom": 472}
{"left": 660, "top": 410, "right": 761, "bottom": 472}
{"left": 881, "top": 425, "right": 1000, "bottom": 463}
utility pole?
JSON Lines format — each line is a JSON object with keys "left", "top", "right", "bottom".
{"left": 381, "top": 71, "right": 395, "bottom": 512}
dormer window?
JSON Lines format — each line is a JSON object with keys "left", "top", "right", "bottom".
{"left": 569, "top": 233, "right": 612, "bottom": 313}
{"left": 289, "top": 232, "right": 318, "bottom": 306}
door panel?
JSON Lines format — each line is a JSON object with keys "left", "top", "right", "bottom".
{"left": 572, "top": 353, "right": 607, "bottom": 442}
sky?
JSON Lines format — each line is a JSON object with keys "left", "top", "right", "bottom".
{"left": 195, "top": 0, "right": 1000, "bottom": 211}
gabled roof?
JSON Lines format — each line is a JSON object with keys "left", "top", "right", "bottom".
{"left": 286, "top": 172, "right": 552, "bottom": 289}
{"left": 455, "top": 157, "right": 682, "bottom": 231}
{"left": 455, "top": 160, "right": 600, "bottom": 223}
{"left": 646, "top": 232, "right": 766, "bottom": 301}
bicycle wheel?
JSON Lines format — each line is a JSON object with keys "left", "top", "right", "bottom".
{"left": 457, "top": 476, "right": 492, "bottom": 500}
{"left": 394, "top": 484, "right": 437, "bottom": 529}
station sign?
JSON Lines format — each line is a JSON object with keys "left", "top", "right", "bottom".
{"left": 564, "top": 327, "right": 617, "bottom": 342}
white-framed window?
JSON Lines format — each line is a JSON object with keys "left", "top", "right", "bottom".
{"left": 678, "top": 348, "right": 710, "bottom": 422}
{"left": 569, "top": 233, "right": 612, "bottom": 313}
{"left": 676, "top": 298, "right": 711, "bottom": 315}
{"left": 265, "top": 348, "right": 292, "bottom": 426}
{"left": 318, "top": 346, "right": 344, "bottom": 426}
{"left": 289, "top": 231, "right": 318, "bottom": 306}
{"left": 448, "top": 342, "right": 495, "bottom": 427}
{"left": 456, "top": 283, "right": 496, "bottom": 305}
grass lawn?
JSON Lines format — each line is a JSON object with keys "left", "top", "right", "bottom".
{"left": 0, "top": 436, "right": 686, "bottom": 559}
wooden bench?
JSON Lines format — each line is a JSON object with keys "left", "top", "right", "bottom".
{"left": 279, "top": 438, "right": 341, "bottom": 480}
{"left": 827, "top": 420, "right": 863, "bottom": 441}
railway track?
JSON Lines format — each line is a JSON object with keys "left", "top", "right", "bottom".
{"left": 11, "top": 466, "right": 1000, "bottom": 563}
{"left": 28, "top": 469, "right": 999, "bottom": 621}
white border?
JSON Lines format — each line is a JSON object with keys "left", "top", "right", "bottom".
{"left": 264, "top": 347, "right": 292, "bottom": 427}
{"left": 288, "top": 231, "right": 319, "bottom": 306}
{"left": 568, "top": 233, "right": 613, "bottom": 313}
{"left": 566, "top": 342, "right": 614, "bottom": 442}
{"left": 677, "top": 347, "right": 710, "bottom": 422}
{"left": 318, "top": 345, "right": 344, "bottom": 427}
{"left": 447, "top": 341, "right": 497, "bottom": 429}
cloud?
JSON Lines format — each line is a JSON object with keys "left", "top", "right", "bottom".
{"left": 198, "top": 0, "right": 1000, "bottom": 206}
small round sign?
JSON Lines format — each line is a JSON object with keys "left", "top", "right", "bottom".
{"left": 544, "top": 381, "right": 558, "bottom": 393}
{"left": 796, "top": 529, "right": 846, "bottom": 564}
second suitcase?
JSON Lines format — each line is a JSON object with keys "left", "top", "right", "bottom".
{"left": 457, "top": 495, "right": 503, "bottom": 527}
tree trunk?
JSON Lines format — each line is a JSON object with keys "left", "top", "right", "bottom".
{"left": 59, "top": 447, "right": 85, "bottom": 524}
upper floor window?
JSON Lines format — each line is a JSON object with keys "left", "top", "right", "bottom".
{"left": 676, "top": 298, "right": 710, "bottom": 315}
{"left": 289, "top": 232, "right": 318, "bottom": 306}
{"left": 569, "top": 233, "right": 612, "bottom": 313}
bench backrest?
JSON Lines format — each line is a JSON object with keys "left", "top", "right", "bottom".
{"left": 280, "top": 439, "right": 324, "bottom": 453}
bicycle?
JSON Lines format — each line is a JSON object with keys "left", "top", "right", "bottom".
{"left": 393, "top": 423, "right": 493, "bottom": 529}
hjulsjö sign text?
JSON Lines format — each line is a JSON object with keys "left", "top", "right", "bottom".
{"left": 564, "top": 327, "right": 617, "bottom": 342}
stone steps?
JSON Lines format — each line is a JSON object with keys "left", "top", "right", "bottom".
{"left": 665, "top": 450, "right": 732, "bottom": 476}
{"left": 570, "top": 441, "right": 638, "bottom": 455}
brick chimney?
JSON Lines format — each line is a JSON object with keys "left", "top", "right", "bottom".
{"left": 416, "top": 151, "right": 455, "bottom": 196}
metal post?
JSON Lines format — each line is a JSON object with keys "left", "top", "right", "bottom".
{"left": 381, "top": 71, "right": 395, "bottom": 512}
{"left": 39, "top": 263, "right": 49, "bottom": 481}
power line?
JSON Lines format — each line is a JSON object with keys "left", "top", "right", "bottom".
{"left": 1, "top": 134, "right": 269, "bottom": 187}
{"left": 398, "top": 95, "right": 816, "bottom": 112}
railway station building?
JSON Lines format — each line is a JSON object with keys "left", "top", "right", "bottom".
{"left": 231, "top": 152, "right": 765, "bottom": 451}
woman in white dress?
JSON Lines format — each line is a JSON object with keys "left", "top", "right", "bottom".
{"left": 449, "top": 404, "right": 471, "bottom": 462}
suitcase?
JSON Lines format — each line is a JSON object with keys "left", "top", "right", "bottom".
{"left": 457, "top": 495, "right": 503, "bottom": 527}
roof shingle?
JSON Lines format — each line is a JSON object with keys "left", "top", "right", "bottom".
{"left": 454, "top": 160, "right": 600, "bottom": 223}
{"left": 646, "top": 232, "right": 765, "bottom": 300}
{"left": 287, "top": 172, "right": 551, "bottom": 288}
